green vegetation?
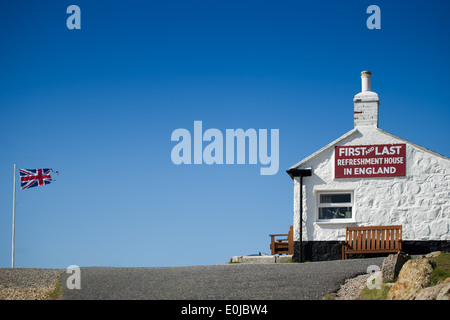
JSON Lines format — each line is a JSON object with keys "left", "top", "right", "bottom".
{"left": 360, "top": 283, "right": 391, "bottom": 300}
{"left": 48, "top": 276, "right": 63, "bottom": 300}
{"left": 322, "top": 292, "right": 336, "bottom": 300}
{"left": 427, "top": 253, "right": 450, "bottom": 286}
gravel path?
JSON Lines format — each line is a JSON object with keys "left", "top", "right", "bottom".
{"left": 59, "top": 257, "right": 384, "bottom": 300}
{"left": 0, "top": 268, "right": 63, "bottom": 300}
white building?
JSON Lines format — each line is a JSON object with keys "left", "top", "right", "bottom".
{"left": 287, "top": 71, "right": 450, "bottom": 261}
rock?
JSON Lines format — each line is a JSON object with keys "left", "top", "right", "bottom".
{"left": 416, "top": 283, "right": 446, "bottom": 300}
{"left": 414, "top": 277, "right": 450, "bottom": 300}
{"left": 381, "top": 251, "right": 410, "bottom": 282}
{"left": 417, "top": 281, "right": 450, "bottom": 300}
{"left": 425, "top": 251, "right": 443, "bottom": 258}
{"left": 436, "top": 282, "right": 450, "bottom": 300}
{"left": 387, "top": 257, "right": 434, "bottom": 300}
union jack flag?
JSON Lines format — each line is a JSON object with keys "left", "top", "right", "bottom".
{"left": 19, "top": 168, "right": 53, "bottom": 190}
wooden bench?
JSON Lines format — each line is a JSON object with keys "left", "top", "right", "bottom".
{"left": 340, "top": 225, "right": 402, "bottom": 260}
{"left": 269, "top": 225, "right": 294, "bottom": 255}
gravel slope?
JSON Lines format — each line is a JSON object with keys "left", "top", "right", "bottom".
{"left": 0, "top": 268, "right": 63, "bottom": 300}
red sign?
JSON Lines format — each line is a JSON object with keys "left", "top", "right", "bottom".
{"left": 335, "top": 144, "right": 406, "bottom": 178}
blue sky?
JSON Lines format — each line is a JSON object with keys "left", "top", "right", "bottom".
{"left": 1, "top": 0, "right": 449, "bottom": 268}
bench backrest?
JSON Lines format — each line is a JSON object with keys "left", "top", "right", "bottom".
{"left": 345, "top": 225, "right": 402, "bottom": 251}
{"left": 269, "top": 225, "right": 294, "bottom": 255}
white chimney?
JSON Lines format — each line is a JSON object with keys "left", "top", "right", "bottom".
{"left": 361, "top": 70, "right": 372, "bottom": 91}
{"left": 354, "top": 70, "right": 379, "bottom": 128}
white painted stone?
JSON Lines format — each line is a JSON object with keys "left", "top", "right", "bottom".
{"left": 431, "top": 220, "right": 448, "bottom": 238}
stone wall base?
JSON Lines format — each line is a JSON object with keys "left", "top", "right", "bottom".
{"left": 293, "top": 240, "right": 450, "bottom": 262}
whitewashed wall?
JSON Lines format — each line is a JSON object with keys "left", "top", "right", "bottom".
{"left": 293, "top": 125, "right": 450, "bottom": 243}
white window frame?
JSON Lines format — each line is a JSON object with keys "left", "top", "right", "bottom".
{"left": 316, "top": 191, "right": 355, "bottom": 224}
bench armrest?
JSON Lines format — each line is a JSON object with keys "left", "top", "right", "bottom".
{"left": 339, "top": 241, "right": 352, "bottom": 249}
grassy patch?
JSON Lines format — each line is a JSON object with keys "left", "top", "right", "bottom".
{"left": 322, "top": 293, "right": 337, "bottom": 300}
{"left": 360, "top": 283, "right": 391, "bottom": 300}
{"left": 427, "top": 253, "right": 450, "bottom": 286}
{"left": 48, "top": 276, "right": 63, "bottom": 300}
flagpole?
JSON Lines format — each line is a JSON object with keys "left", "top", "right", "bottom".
{"left": 12, "top": 163, "right": 16, "bottom": 268}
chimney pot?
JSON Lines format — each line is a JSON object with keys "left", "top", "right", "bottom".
{"left": 361, "top": 70, "right": 372, "bottom": 92}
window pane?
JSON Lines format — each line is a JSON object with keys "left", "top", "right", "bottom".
{"left": 320, "top": 193, "right": 351, "bottom": 204}
{"left": 319, "top": 207, "right": 352, "bottom": 220}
